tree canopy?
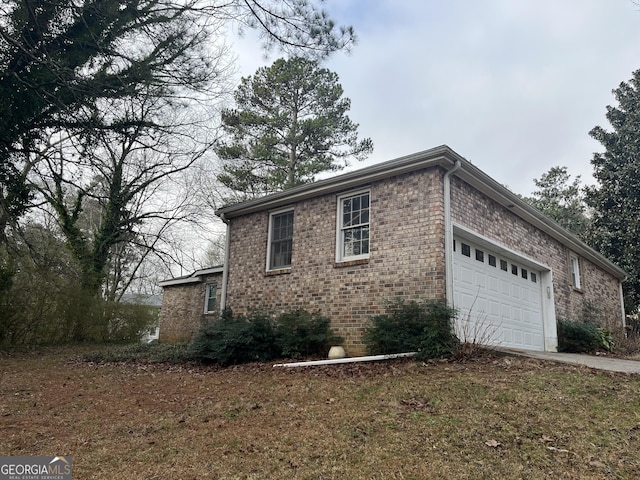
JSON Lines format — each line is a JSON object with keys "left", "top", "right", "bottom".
{"left": 524, "top": 166, "right": 588, "bottom": 238}
{"left": 586, "top": 68, "right": 640, "bottom": 314}
{"left": 0, "top": 0, "right": 356, "bottom": 238}
{"left": 215, "top": 56, "right": 373, "bottom": 199}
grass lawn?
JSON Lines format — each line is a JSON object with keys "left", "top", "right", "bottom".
{"left": 1, "top": 346, "right": 640, "bottom": 479}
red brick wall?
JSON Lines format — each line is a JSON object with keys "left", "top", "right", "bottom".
{"left": 225, "top": 168, "right": 447, "bottom": 355}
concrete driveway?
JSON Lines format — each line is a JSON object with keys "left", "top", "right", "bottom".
{"left": 503, "top": 349, "right": 640, "bottom": 374}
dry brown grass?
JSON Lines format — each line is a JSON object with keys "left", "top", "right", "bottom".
{"left": 2, "top": 346, "right": 640, "bottom": 479}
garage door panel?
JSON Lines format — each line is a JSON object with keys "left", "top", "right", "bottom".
{"left": 460, "top": 265, "right": 474, "bottom": 285}
{"left": 453, "top": 236, "right": 544, "bottom": 351}
{"left": 476, "top": 271, "right": 487, "bottom": 289}
{"left": 510, "top": 285, "right": 521, "bottom": 300}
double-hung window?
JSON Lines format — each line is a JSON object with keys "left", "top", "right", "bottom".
{"left": 337, "top": 190, "right": 370, "bottom": 261}
{"left": 204, "top": 283, "right": 217, "bottom": 314}
{"left": 267, "top": 209, "right": 294, "bottom": 270}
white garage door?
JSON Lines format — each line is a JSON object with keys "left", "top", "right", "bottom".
{"left": 452, "top": 236, "right": 544, "bottom": 351}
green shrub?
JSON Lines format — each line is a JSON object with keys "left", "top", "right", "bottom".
{"left": 103, "top": 302, "right": 159, "bottom": 343}
{"left": 189, "top": 309, "right": 278, "bottom": 366}
{"left": 363, "top": 300, "right": 459, "bottom": 360}
{"left": 275, "top": 309, "right": 342, "bottom": 359}
{"left": 189, "top": 308, "right": 342, "bottom": 365}
{"left": 557, "top": 319, "right": 614, "bottom": 353}
{"left": 595, "top": 326, "right": 615, "bottom": 352}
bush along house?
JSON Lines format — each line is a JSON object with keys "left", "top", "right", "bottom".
{"left": 158, "top": 145, "right": 626, "bottom": 355}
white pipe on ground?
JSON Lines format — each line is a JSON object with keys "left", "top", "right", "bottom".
{"left": 273, "top": 352, "right": 417, "bottom": 368}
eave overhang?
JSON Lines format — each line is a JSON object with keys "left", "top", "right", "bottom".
{"left": 159, "top": 265, "right": 224, "bottom": 287}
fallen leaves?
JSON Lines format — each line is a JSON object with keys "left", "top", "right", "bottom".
{"left": 3, "top": 347, "right": 640, "bottom": 479}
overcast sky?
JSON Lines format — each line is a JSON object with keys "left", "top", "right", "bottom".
{"left": 229, "top": 0, "right": 640, "bottom": 196}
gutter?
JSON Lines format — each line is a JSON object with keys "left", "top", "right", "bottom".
{"left": 158, "top": 266, "right": 224, "bottom": 287}
{"left": 273, "top": 352, "right": 417, "bottom": 368}
{"left": 216, "top": 145, "right": 458, "bottom": 218}
{"left": 443, "top": 159, "right": 462, "bottom": 306}
{"left": 219, "top": 212, "right": 231, "bottom": 312}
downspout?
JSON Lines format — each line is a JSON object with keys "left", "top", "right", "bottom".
{"left": 620, "top": 281, "right": 627, "bottom": 331}
{"left": 443, "top": 159, "right": 462, "bottom": 306}
{"left": 219, "top": 213, "right": 231, "bottom": 312}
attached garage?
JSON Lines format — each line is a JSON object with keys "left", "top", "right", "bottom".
{"left": 452, "top": 234, "right": 547, "bottom": 351}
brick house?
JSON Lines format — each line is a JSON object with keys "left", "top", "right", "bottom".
{"left": 159, "top": 145, "right": 626, "bottom": 355}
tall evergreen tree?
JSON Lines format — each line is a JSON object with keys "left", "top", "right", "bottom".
{"left": 216, "top": 57, "right": 373, "bottom": 199}
{"left": 586, "top": 68, "right": 640, "bottom": 314}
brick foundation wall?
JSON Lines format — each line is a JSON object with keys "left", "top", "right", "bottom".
{"left": 450, "top": 177, "right": 623, "bottom": 331}
{"left": 158, "top": 273, "right": 222, "bottom": 342}
{"left": 225, "top": 168, "right": 447, "bottom": 356}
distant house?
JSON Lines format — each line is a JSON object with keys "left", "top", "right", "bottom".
{"left": 158, "top": 145, "right": 626, "bottom": 355}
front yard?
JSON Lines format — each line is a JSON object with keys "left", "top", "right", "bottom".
{"left": 1, "top": 346, "right": 640, "bottom": 479}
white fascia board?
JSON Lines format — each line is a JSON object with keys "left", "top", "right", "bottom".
{"left": 192, "top": 266, "right": 224, "bottom": 276}
{"left": 158, "top": 277, "right": 202, "bottom": 287}
{"left": 159, "top": 265, "right": 224, "bottom": 288}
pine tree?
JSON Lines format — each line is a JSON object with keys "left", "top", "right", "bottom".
{"left": 216, "top": 57, "right": 373, "bottom": 198}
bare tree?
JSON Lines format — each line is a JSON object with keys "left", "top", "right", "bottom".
{"left": 1, "top": 0, "right": 356, "bottom": 241}
{"left": 35, "top": 89, "right": 218, "bottom": 297}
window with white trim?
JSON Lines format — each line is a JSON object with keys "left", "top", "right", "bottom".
{"left": 337, "top": 190, "right": 370, "bottom": 261}
{"left": 570, "top": 254, "right": 581, "bottom": 289}
{"left": 267, "top": 209, "right": 294, "bottom": 270}
{"left": 204, "top": 283, "right": 217, "bottom": 314}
